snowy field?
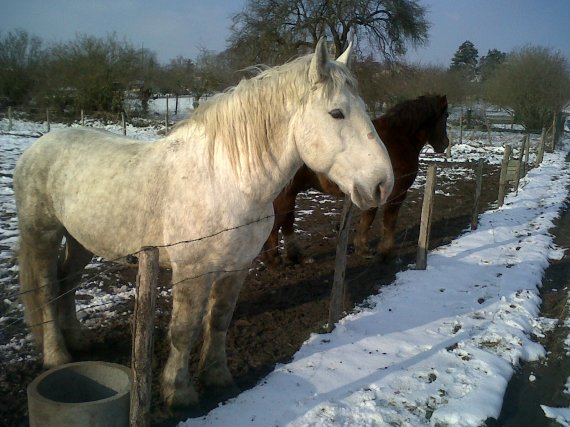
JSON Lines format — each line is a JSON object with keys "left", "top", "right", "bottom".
{"left": 1, "top": 117, "right": 569, "bottom": 426}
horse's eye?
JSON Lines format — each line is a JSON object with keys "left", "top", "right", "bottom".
{"left": 329, "top": 109, "right": 345, "bottom": 119}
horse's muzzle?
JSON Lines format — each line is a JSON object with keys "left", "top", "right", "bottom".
{"left": 352, "top": 179, "right": 393, "bottom": 209}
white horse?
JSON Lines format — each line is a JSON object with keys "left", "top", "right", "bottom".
{"left": 13, "top": 38, "right": 394, "bottom": 408}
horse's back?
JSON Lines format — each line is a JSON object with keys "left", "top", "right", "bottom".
{"left": 15, "top": 128, "right": 151, "bottom": 212}
{"left": 14, "top": 128, "right": 162, "bottom": 256}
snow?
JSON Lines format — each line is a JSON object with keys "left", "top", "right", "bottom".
{"left": 1, "top": 117, "right": 570, "bottom": 426}
{"left": 181, "top": 135, "right": 570, "bottom": 426}
{"left": 542, "top": 406, "right": 570, "bottom": 427}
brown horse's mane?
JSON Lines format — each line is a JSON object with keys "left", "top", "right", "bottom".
{"left": 379, "top": 95, "right": 446, "bottom": 133}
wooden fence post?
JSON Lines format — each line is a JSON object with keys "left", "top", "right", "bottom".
{"left": 548, "top": 112, "right": 557, "bottom": 152}
{"left": 8, "top": 106, "right": 13, "bottom": 131}
{"left": 497, "top": 145, "right": 512, "bottom": 207}
{"left": 416, "top": 164, "right": 437, "bottom": 270}
{"left": 536, "top": 128, "right": 546, "bottom": 166}
{"left": 485, "top": 117, "right": 492, "bottom": 145}
{"left": 446, "top": 126, "right": 452, "bottom": 159}
{"left": 513, "top": 140, "right": 525, "bottom": 194}
{"left": 46, "top": 108, "right": 50, "bottom": 132}
{"left": 327, "top": 195, "right": 354, "bottom": 332}
{"left": 522, "top": 135, "right": 530, "bottom": 176}
{"left": 471, "top": 159, "right": 483, "bottom": 230}
{"left": 459, "top": 109, "right": 463, "bottom": 145}
{"left": 130, "top": 247, "right": 159, "bottom": 427}
{"left": 81, "top": 109, "right": 85, "bottom": 127}
{"left": 165, "top": 96, "right": 170, "bottom": 134}
{"left": 121, "top": 112, "right": 127, "bottom": 136}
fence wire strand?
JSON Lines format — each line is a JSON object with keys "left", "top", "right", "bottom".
{"left": 0, "top": 150, "right": 545, "bottom": 346}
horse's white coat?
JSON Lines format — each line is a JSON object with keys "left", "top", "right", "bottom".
{"left": 13, "top": 39, "right": 393, "bottom": 408}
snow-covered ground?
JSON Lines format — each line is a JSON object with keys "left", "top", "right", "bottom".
{"left": 1, "top": 117, "right": 569, "bottom": 426}
{"left": 125, "top": 95, "right": 196, "bottom": 119}
{"left": 181, "top": 135, "right": 570, "bottom": 426}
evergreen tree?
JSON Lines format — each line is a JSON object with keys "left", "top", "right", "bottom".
{"left": 479, "top": 48, "right": 506, "bottom": 81}
{"left": 450, "top": 40, "right": 479, "bottom": 80}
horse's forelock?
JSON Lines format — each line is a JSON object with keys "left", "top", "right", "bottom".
{"left": 320, "top": 61, "right": 359, "bottom": 97}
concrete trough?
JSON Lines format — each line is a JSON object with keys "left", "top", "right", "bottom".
{"left": 27, "top": 361, "right": 131, "bottom": 427}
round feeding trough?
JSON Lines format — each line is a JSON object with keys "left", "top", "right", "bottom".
{"left": 27, "top": 361, "right": 131, "bottom": 427}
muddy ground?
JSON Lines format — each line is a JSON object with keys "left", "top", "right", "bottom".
{"left": 1, "top": 159, "right": 508, "bottom": 426}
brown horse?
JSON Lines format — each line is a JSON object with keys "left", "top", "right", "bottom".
{"left": 262, "top": 94, "right": 449, "bottom": 267}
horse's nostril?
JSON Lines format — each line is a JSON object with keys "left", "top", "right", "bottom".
{"left": 374, "top": 185, "right": 382, "bottom": 205}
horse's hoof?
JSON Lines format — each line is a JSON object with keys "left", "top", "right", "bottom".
{"left": 202, "top": 381, "right": 241, "bottom": 403}
{"left": 163, "top": 384, "right": 200, "bottom": 410}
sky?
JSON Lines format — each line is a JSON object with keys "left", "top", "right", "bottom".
{"left": 1, "top": 0, "right": 570, "bottom": 66}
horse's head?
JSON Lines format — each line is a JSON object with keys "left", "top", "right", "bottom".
{"left": 293, "top": 39, "right": 394, "bottom": 210}
{"left": 428, "top": 95, "right": 450, "bottom": 153}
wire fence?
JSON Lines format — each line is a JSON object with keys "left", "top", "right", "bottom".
{"left": 0, "top": 147, "right": 534, "bottom": 336}
{"left": 0, "top": 115, "right": 560, "bottom": 426}
{"left": 0, "top": 112, "right": 562, "bottom": 426}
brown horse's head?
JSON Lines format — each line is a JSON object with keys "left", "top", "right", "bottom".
{"left": 427, "top": 95, "right": 450, "bottom": 153}
{"left": 379, "top": 94, "right": 450, "bottom": 154}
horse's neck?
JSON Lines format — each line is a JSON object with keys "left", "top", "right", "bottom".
{"left": 237, "top": 134, "right": 303, "bottom": 204}
{"left": 165, "top": 120, "right": 303, "bottom": 206}
{"left": 377, "top": 114, "right": 431, "bottom": 156}
{"left": 413, "top": 129, "right": 430, "bottom": 154}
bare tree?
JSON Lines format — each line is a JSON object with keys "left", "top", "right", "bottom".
{"left": 42, "top": 33, "right": 159, "bottom": 114}
{"left": 188, "top": 49, "right": 235, "bottom": 107}
{"left": 485, "top": 45, "right": 570, "bottom": 131}
{"left": 228, "top": 0, "right": 429, "bottom": 66}
{"left": 159, "top": 56, "right": 195, "bottom": 114}
{"left": 355, "top": 58, "right": 470, "bottom": 115}
{"left": 0, "top": 29, "right": 44, "bottom": 106}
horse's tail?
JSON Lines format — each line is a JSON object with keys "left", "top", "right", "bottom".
{"left": 18, "top": 239, "right": 45, "bottom": 347}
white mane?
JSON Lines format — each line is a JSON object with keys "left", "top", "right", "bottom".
{"left": 169, "top": 53, "right": 359, "bottom": 176}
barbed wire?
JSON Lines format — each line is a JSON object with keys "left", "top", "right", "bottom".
{"left": 0, "top": 147, "right": 550, "bottom": 343}
{"left": 0, "top": 164, "right": 542, "bottom": 318}
{"left": 0, "top": 160, "right": 446, "bottom": 303}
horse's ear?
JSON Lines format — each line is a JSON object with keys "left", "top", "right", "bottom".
{"left": 440, "top": 95, "right": 448, "bottom": 109}
{"left": 309, "top": 37, "right": 330, "bottom": 85}
{"left": 336, "top": 41, "right": 354, "bottom": 68}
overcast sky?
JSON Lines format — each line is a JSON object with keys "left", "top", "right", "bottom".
{"left": 2, "top": 0, "right": 569, "bottom": 66}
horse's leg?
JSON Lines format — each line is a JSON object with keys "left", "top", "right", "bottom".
{"left": 378, "top": 192, "right": 407, "bottom": 261}
{"left": 198, "top": 270, "right": 248, "bottom": 396}
{"left": 282, "top": 202, "right": 304, "bottom": 265}
{"left": 19, "top": 233, "right": 71, "bottom": 368}
{"left": 354, "top": 208, "right": 378, "bottom": 257}
{"left": 162, "top": 270, "right": 212, "bottom": 408}
{"left": 57, "top": 232, "right": 93, "bottom": 351}
{"left": 261, "top": 221, "right": 281, "bottom": 268}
